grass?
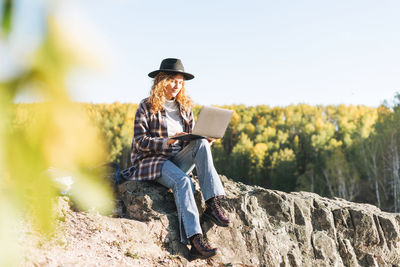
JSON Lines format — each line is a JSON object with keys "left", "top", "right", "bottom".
{"left": 124, "top": 250, "right": 140, "bottom": 259}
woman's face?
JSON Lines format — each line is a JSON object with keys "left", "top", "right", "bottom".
{"left": 165, "top": 74, "right": 184, "bottom": 100}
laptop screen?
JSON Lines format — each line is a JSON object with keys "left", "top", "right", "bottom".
{"left": 192, "top": 106, "right": 234, "bottom": 138}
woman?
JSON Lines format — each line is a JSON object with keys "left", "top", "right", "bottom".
{"left": 123, "top": 58, "right": 230, "bottom": 259}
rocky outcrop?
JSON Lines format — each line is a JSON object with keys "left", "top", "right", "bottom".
{"left": 118, "top": 175, "right": 400, "bottom": 267}
{"left": 22, "top": 175, "right": 400, "bottom": 266}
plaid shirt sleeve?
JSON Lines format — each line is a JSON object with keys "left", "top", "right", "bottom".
{"left": 133, "top": 100, "right": 168, "bottom": 154}
{"left": 188, "top": 109, "right": 195, "bottom": 132}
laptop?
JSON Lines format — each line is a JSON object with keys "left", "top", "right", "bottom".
{"left": 171, "top": 106, "right": 234, "bottom": 141}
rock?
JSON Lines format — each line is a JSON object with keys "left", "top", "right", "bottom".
{"left": 118, "top": 175, "right": 400, "bottom": 266}
{"left": 23, "top": 175, "right": 400, "bottom": 266}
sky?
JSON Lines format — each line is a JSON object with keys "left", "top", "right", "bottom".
{"left": 2, "top": 0, "right": 400, "bottom": 107}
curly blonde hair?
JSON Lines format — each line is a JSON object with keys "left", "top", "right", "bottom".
{"left": 148, "top": 72, "right": 193, "bottom": 113}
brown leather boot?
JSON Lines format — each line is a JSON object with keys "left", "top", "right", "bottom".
{"left": 203, "top": 196, "right": 231, "bottom": 227}
{"left": 189, "top": 234, "right": 218, "bottom": 259}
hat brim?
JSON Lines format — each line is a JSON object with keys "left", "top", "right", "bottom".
{"left": 148, "top": 69, "right": 194, "bottom": 80}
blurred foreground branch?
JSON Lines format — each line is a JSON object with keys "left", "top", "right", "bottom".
{"left": 0, "top": 2, "right": 114, "bottom": 265}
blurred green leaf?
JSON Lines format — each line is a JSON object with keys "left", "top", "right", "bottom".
{"left": 1, "top": 0, "right": 13, "bottom": 37}
{"left": 1, "top": 5, "right": 114, "bottom": 265}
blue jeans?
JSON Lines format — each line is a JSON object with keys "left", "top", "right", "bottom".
{"left": 157, "top": 139, "right": 225, "bottom": 244}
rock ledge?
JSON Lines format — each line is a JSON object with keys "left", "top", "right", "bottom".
{"left": 119, "top": 175, "right": 400, "bottom": 267}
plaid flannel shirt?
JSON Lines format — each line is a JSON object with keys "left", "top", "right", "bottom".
{"left": 122, "top": 98, "right": 194, "bottom": 181}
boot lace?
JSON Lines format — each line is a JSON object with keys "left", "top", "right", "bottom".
{"left": 211, "top": 197, "right": 224, "bottom": 216}
{"left": 198, "top": 235, "right": 213, "bottom": 250}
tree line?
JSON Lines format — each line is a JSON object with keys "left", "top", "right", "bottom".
{"left": 14, "top": 95, "right": 400, "bottom": 212}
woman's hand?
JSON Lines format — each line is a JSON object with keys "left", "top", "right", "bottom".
{"left": 167, "top": 132, "right": 187, "bottom": 145}
{"left": 207, "top": 138, "right": 216, "bottom": 144}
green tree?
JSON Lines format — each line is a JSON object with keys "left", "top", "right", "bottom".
{"left": 229, "top": 133, "right": 254, "bottom": 182}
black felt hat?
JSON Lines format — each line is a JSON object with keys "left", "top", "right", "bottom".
{"left": 148, "top": 58, "right": 194, "bottom": 80}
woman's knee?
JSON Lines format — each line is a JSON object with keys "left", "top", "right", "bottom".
{"left": 198, "top": 138, "right": 209, "bottom": 146}
{"left": 193, "top": 138, "right": 209, "bottom": 152}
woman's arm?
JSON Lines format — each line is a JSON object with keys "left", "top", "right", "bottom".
{"left": 189, "top": 109, "right": 195, "bottom": 132}
{"left": 133, "top": 102, "right": 168, "bottom": 154}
